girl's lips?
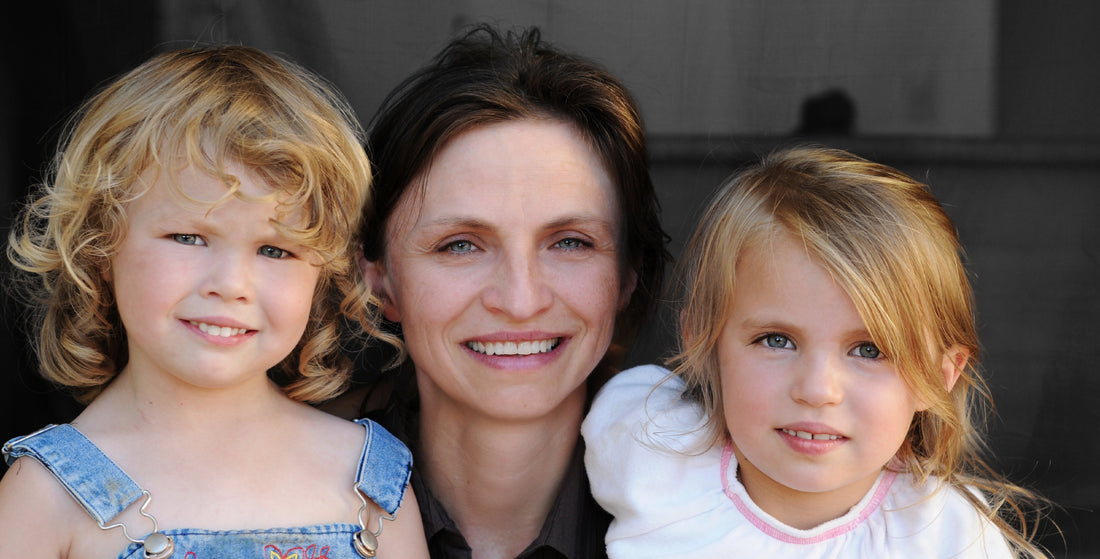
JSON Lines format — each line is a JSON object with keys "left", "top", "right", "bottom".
{"left": 188, "top": 320, "right": 250, "bottom": 338}
{"left": 182, "top": 319, "right": 255, "bottom": 345}
{"left": 777, "top": 427, "right": 847, "bottom": 455}
{"left": 780, "top": 428, "right": 843, "bottom": 441}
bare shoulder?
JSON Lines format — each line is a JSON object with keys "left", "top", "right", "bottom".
{"left": 268, "top": 400, "right": 372, "bottom": 487}
{"left": 292, "top": 400, "right": 370, "bottom": 449}
{"left": 375, "top": 485, "right": 428, "bottom": 558}
{"left": 0, "top": 456, "right": 75, "bottom": 558}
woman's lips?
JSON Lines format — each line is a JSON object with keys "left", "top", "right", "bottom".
{"left": 465, "top": 338, "right": 561, "bottom": 356}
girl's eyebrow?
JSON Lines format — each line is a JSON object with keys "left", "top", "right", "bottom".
{"left": 738, "top": 317, "right": 872, "bottom": 340}
{"left": 737, "top": 318, "right": 799, "bottom": 337}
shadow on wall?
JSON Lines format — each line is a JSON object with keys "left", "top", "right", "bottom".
{"left": 796, "top": 88, "right": 857, "bottom": 136}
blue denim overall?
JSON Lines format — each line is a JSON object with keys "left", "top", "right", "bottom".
{"left": 2, "top": 418, "right": 412, "bottom": 559}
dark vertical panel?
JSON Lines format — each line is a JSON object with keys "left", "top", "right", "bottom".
{"left": 1, "top": 1, "right": 159, "bottom": 462}
{"left": 999, "top": 2, "right": 1100, "bottom": 139}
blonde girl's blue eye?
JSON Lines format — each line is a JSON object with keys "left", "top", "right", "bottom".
{"left": 171, "top": 234, "right": 203, "bottom": 245}
{"left": 762, "top": 334, "right": 791, "bottom": 349}
{"left": 259, "top": 245, "right": 290, "bottom": 259}
{"left": 855, "top": 343, "right": 882, "bottom": 359}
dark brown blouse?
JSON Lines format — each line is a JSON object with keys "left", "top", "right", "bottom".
{"left": 372, "top": 397, "right": 610, "bottom": 559}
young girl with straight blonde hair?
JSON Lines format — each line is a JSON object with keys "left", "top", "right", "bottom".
{"left": 584, "top": 146, "right": 1050, "bottom": 557}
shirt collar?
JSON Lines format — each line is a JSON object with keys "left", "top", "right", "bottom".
{"left": 413, "top": 439, "right": 609, "bottom": 559}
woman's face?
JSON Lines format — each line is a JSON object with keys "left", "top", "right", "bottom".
{"left": 364, "top": 119, "right": 634, "bottom": 422}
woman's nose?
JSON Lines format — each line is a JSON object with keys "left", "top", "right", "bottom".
{"left": 482, "top": 249, "right": 553, "bottom": 320}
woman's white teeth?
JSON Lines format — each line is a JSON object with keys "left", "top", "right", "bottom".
{"left": 190, "top": 321, "right": 247, "bottom": 337}
{"left": 782, "top": 428, "right": 840, "bottom": 441}
{"left": 468, "top": 339, "right": 559, "bottom": 356}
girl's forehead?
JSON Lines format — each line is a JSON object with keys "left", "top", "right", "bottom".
{"left": 139, "top": 161, "right": 286, "bottom": 205}
{"left": 130, "top": 163, "right": 317, "bottom": 230}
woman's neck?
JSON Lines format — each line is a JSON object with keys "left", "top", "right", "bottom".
{"left": 416, "top": 387, "right": 586, "bottom": 559}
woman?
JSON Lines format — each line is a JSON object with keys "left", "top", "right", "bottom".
{"left": 357, "top": 25, "right": 669, "bottom": 559}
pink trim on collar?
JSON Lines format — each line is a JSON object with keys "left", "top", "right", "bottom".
{"left": 720, "top": 441, "right": 897, "bottom": 544}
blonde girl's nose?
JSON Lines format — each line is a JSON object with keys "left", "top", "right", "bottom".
{"left": 200, "top": 251, "right": 254, "bottom": 302}
{"left": 790, "top": 353, "right": 845, "bottom": 407}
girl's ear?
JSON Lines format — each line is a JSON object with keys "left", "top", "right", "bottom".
{"left": 916, "top": 344, "right": 969, "bottom": 412}
{"left": 357, "top": 252, "right": 401, "bottom": 323}
{"left": 940, "top": 344, "right": 970, "bottom": 392}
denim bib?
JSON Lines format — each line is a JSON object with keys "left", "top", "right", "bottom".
{"left": 3, "top": 419, "right": 412, "bottom": 559}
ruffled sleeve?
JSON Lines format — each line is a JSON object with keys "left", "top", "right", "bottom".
{"left": 582, "top": 365, "right": 734, "bottom": 557}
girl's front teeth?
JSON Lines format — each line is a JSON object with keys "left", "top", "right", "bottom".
{"left": 190, "top": 321, "right": 247, "bottom": 337}
{"left": 782, "top": 428, "right": 840, "bottom": 441}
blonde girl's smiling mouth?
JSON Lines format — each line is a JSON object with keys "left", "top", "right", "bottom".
{"left": 776, "top": 423, "right": 849, "bottom": 456}
{"left": 780, "top": 428, "right": 844, "bottom": 441}
{"left": 186, "top": 320, "right": 253, "bottom": 338}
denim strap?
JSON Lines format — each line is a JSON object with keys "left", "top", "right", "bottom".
{"left": 4, "top": 421, "right": 411, "bottom": 524}
{"left": 352, "top": 418, "right": 412, "bottom": 516}
{"left": 2, "top": 424, "right": 144, "bottom": 526}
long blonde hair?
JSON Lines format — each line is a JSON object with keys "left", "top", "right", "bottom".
{"left": 670, "top": 146, "right": 1051, "bottom": 557}
{"left": 7, "top": 46, "right": 373, "bottom": 404}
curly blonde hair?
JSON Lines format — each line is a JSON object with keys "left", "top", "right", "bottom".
{"left": 7, "top": 46, "right": 374, "bottom": 404}
{"left": 670, "top": 146, "right": 1051, "bottom": 557}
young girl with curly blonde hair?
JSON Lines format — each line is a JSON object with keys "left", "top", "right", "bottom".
{"left": 0, "top": 46, "right": 427, "bottom": 558}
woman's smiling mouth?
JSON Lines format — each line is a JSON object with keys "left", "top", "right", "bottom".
{"left": 466, "top": 338, "right": 561, "bottom": 356}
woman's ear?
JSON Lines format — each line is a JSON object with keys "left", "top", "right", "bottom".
{"left": 358, "top": 252, "right": 401, "bottom": 322}
{"left": 618, "top": 268, "right": 638, "bottom": 310}
{"left": 940, "top": 344, "right": 970, "bottom": 392}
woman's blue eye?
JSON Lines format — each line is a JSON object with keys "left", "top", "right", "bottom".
{"left": 763, "top": 334, "right": 790, "bottom": 349}
{"left": 259, "top": 245, "right": 289, "bottom": 259}
{"left": 172, "top": 234, "right": 202, "bottom": 245}
{"left": 855, "top": 343, "right": 882, "bottom": 359}
{"left": 555, "top": 238, "right": 585, "bottom": 250}
{"left": 445, "top": 240, "right": 475, "bottom": 254}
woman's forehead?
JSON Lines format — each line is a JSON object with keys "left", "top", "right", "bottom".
{"left": 387, "top": 120, "right": 619, "bottom": 236}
